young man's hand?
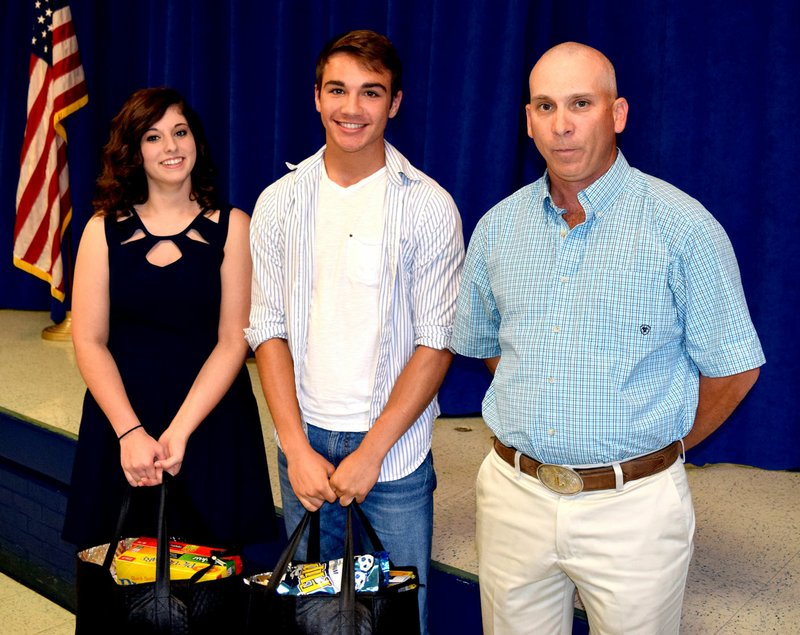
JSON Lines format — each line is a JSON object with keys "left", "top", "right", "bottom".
{"left": 329, "top": 446, "right": 382, "bottom": 506}
{"left": 287, "top": 446, "right": 337, "bottom": 511}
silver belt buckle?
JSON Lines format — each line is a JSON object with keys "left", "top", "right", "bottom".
{"left": 536, "top": 464, "right": 584, "bottom": 495}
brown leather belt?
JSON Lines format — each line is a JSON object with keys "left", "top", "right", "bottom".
{"left": 493, "top": 438, "right": 682, "bottom": 494}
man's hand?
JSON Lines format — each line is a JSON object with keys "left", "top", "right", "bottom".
{"left": 286, "top": 446, "right": 338, "bottom": 511}
{"left": 329, "top": 446, "right": 383, "bottom": 506}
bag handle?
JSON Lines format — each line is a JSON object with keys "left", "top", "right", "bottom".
{"left": 151, "top": 474, "right": 222, "bottom": 592}
{"left": 265, "top": 501, "right": 385, "bottom": 591}
{"left": 101, "top": 480, "right": 135, "bottom": 570}
{"left": 339, "top": 505, "right": 356, "bottom": 634}
{"left": 100, "top": 474, "right": 222, "bottom": 599}
{"left": 263, "top": 506, "right": 357, "bottom": 632}
{"left": 307, "top": 508, "right": 320, "bottom": 563}
{"left": 351, "top": 502, "right": 385, "bottom": 554}
{"left": 265, "top": 508, "right": 313, "bottom": 592}
{"left": 155, "top": 475, "right": 171, "bottom": 600}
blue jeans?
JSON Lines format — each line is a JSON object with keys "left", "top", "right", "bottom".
{"left": 278, "top": 424, "right": 436, "bottom": 634}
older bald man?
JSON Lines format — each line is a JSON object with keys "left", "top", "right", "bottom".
{"left": 451, "top": 42, "right": 764, "bottom": 634}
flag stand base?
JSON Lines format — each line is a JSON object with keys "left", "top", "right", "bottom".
{"left": 41, "top": 311, "right": 72, "bottom": 342}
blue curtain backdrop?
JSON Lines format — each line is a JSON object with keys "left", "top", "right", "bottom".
{"left": 1, "top": 1, "right": 797, "bottom": 469}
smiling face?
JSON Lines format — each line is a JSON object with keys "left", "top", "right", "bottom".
{"left": 315, "top": 52, "right": 402, "bottom": 167}
{"left": 525, "top": 44, "right": 628, "bottom": 194}
{"left": 139, "top": 104, "right": 196, "bottom": 190}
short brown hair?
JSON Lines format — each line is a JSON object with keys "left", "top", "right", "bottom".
{"left": 315, "top": 29, "right": 402, "bottom": 98}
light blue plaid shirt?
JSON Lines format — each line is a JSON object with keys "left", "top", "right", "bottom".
{"left": 451, "top": 151, "right": 764, "bottom": 465}
{"left": 246, "top": 142, "right": 464, "bottom": 480}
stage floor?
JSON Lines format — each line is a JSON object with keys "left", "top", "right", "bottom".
{"left": 1, "top": 309, "right": 798, "bottom": 632}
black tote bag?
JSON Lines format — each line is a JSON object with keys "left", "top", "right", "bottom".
{"left": 245, "top": 502, "right": 420, "bottom": 635}
{"left": 75, "top": 473, "right": 245, "bottom": 634}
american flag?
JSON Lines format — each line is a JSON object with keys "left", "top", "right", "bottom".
{"left": 13, "top": 0, "right": 88, "bottom": 302}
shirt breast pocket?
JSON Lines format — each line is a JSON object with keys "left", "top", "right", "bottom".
{"left": 583, "top": 268, "right": 677, "bottom": 354}
{"left": 346, "top": 236, "right": 382, "bottom": 287}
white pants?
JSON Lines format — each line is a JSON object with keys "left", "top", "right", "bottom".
{"left": 476, "top": 449, "right": 695, "bottom": 634}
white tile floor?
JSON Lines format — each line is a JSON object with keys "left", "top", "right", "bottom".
{"left": 2, "top": 309, "right": 799, "bottom": 633}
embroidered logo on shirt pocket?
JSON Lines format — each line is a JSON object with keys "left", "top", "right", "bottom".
{"left": 583, "top": 269, "right": 674, "bottom": 351}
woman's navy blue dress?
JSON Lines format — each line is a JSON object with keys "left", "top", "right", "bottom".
{"left": 63, "top": 207, "right": 276, "bottom": 553}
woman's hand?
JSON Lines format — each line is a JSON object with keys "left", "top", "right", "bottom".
{"left": 155, "top": 427, "right": 189, "bottom": 477}
{"left": 119, "top": 427, "right": 167, "bottom": 486}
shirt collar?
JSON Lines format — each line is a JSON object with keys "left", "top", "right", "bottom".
{"left": 384, "top": 140, "right": 422, "bottom": 185}
{"left": 541, "top": 149, "right": 632, "bottom": 222}
{"left": 287, "top": 140, "right": 420, "bottom": 187}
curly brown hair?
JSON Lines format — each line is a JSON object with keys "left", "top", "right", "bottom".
{"left": 92, "top": 87, "right": 219, "bottom": 217}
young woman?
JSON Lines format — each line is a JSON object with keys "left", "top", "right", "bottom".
{"left": 62, "top": 88, "right": 276, "bottom": 561}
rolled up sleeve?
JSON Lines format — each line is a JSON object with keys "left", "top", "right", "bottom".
{"left": 245, "top": 186, "right": 288, "bottom": 351}
{"left": 412, "top": 188, "right": 465, "bottom": 350}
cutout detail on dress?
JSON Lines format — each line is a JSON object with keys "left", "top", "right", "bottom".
{"left": 186, "top": 228, "right": 209, "bottom": 244}
{"left": 146, "top": 240, "right": 182, "bottom": 267}
{"left": 121, "top": 228, "right": 146, "bottom": 245}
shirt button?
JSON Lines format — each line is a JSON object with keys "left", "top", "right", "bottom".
{"left": 559, "top": 229, "right": 567, "bottom": 238}
{"left": 559, "top": 276, "right": 569, "bottom": 283}
{"left": 546, "top": 376, "right": 556, "bottom": 384}
{"left": 552, "top": 326, "right": 561, "bottom": 333}
{"left": 547, "top": 428, "right": 556, "bottom": 436}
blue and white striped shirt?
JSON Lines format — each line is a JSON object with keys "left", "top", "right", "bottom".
{"left": 246, "top": 142, "right": 464, "bottom": 481}
{"left": 451, "top": 151, "right": 764, "bottom": 465}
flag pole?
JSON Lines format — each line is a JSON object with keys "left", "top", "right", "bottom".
{"left": 14, "top": 1, "right": 87, "bottom": 341}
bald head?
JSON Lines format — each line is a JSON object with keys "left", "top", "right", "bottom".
{"left": 524, "top": 41, "right": 628, "bottom": 194}
{"left": 531, "top": 42, "right": 618, "bottom": 100}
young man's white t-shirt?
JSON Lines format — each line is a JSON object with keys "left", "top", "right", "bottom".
{"left": 300, "top": 164, "right": 388, "bottom": 431}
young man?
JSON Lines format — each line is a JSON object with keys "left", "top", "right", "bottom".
{"left": 451, "top": 42, "right": 764, "bottom": 633}
{"left": 245, "top": 30, "right": 464, "bottom": 632}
